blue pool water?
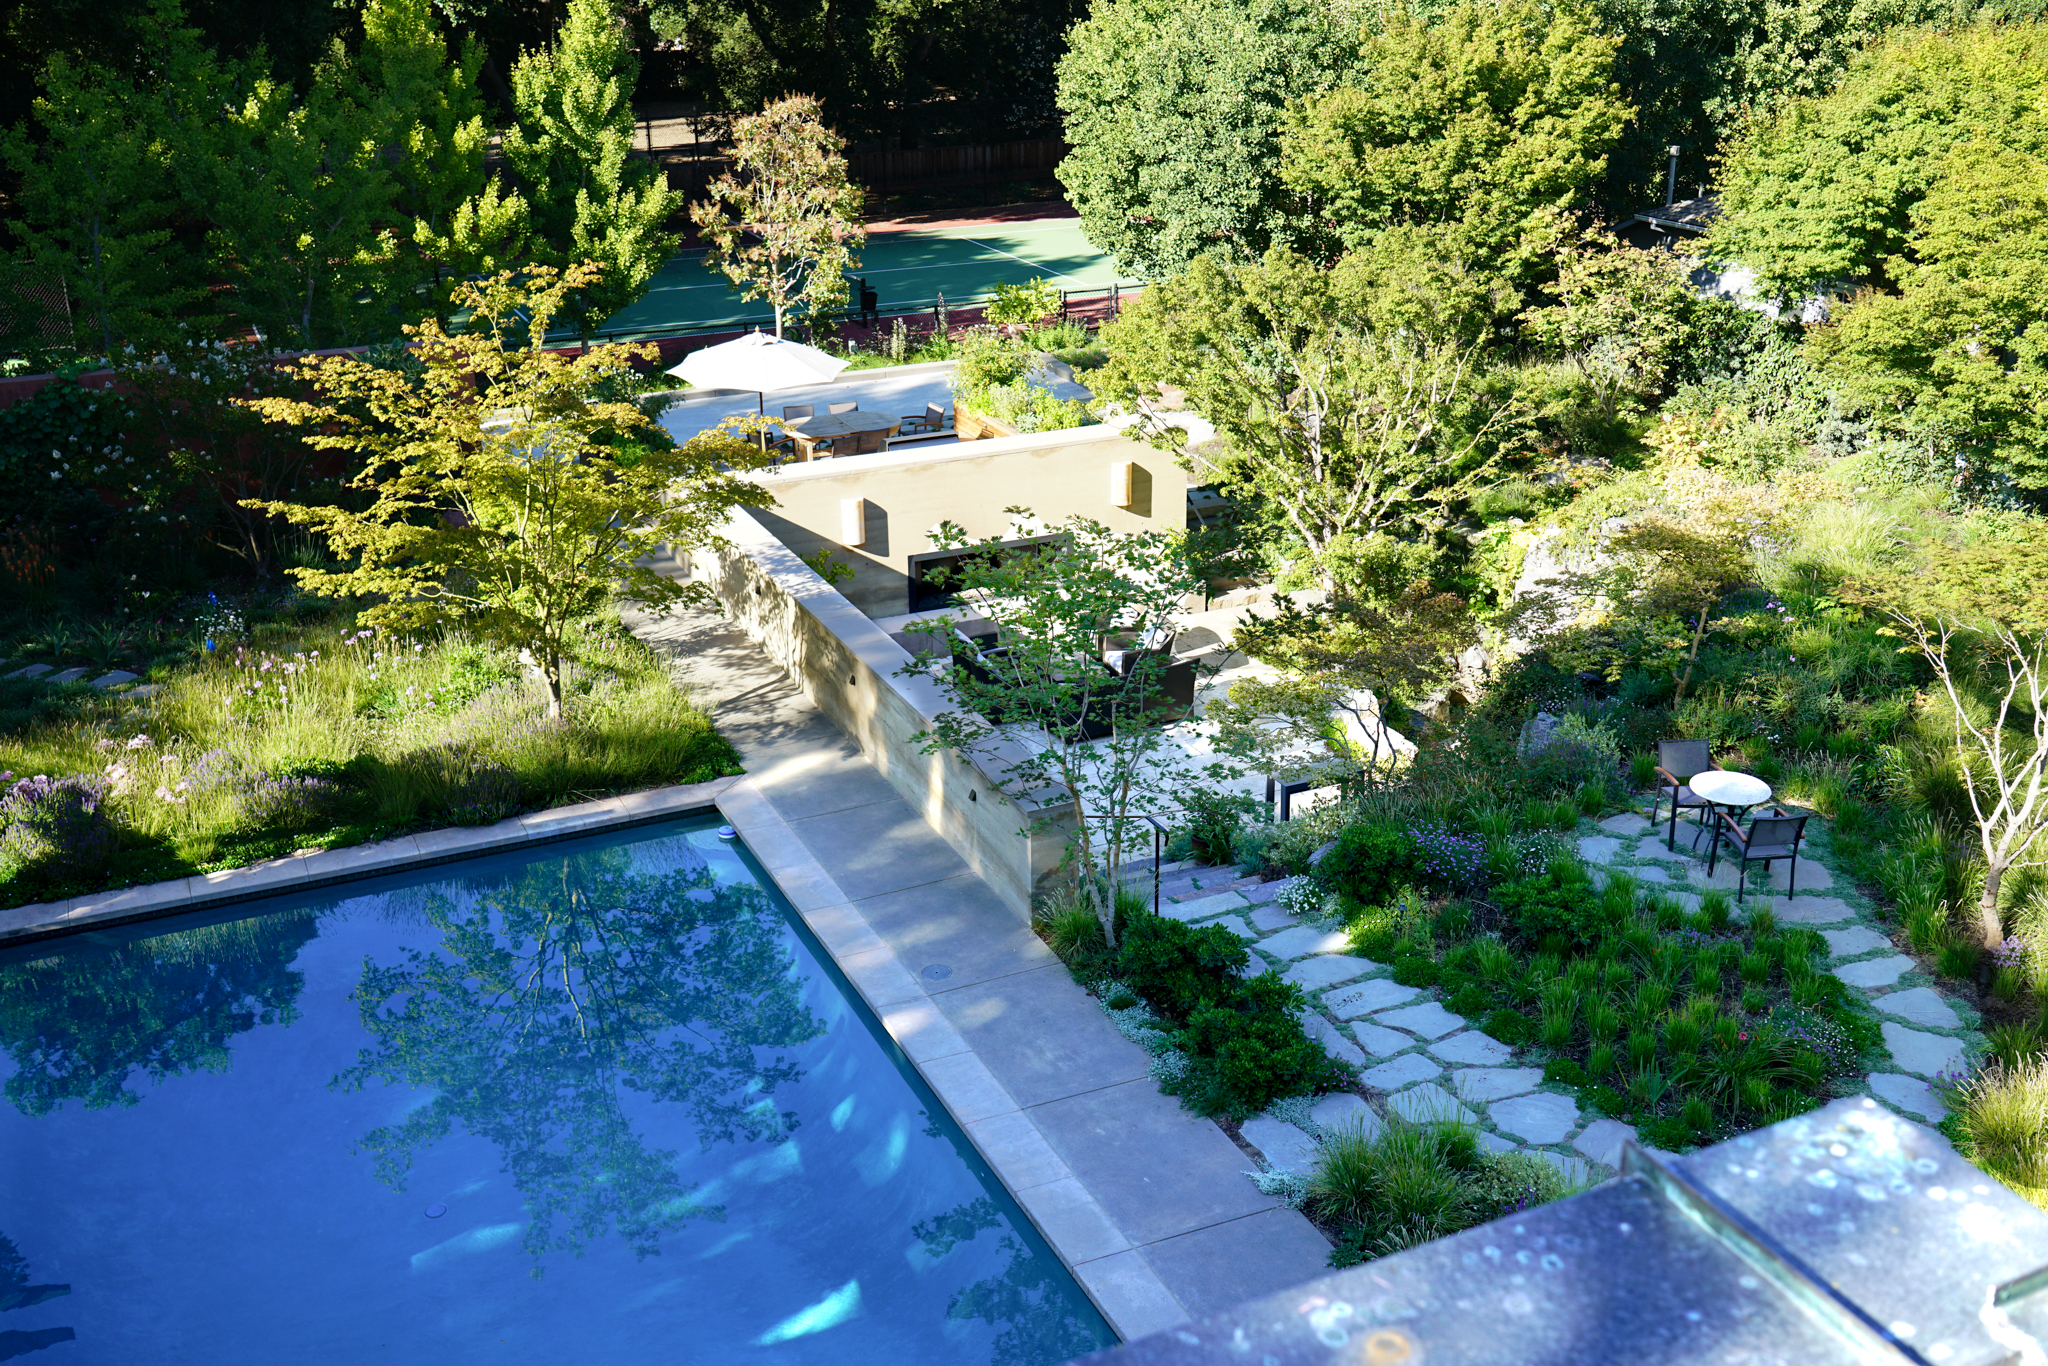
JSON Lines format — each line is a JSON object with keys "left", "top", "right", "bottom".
{"left": 0, "top": 817, "right": 1114, "bottom": 1364}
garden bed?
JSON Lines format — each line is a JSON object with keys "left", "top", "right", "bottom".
{"left": 0, "top": 607, "right": 740, "bottom": 910}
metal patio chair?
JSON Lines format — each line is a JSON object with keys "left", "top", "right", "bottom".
{"left": 828, "top": 401, "right": 859, "bottom": 415}
{"left": 1654, "top": 738, "right": 1717, "bottom": 851}
{"left": 1715, "top": 809, "right": 1810, "bottom": 902}
{"left": 782, "top": 404, "right": 814, "bottom": 420}
{"left": 899, "top": 403, "right": 949, "bottom": 434}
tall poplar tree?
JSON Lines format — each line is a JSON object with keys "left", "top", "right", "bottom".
{"left": 504, "top": 0, "right": 679, "bottom": 341}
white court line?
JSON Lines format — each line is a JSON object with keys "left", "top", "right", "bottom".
{"left": 956, "top": 237, "right": 1089, "bottom": 285}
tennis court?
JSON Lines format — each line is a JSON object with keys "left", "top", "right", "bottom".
{"left": 588, "top": 217, "right": 1139, "bottom": 341}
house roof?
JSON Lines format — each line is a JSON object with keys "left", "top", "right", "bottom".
{"left": 1626, "top": 194, "right": 1721, "bottom": 234}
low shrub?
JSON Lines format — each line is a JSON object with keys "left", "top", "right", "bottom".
{"left": 1942, "top": 1058, "right": 2048, "bottom": 1207}
{"left": 1318, "top": 820, "right": 1418, "bottom": 905}
{"left": 1114, "top": 915, "right": 1248, "bottom": 1022}
{"left": 1491, "top": 864, "right": 1604, "bottom": 949}
{"left": 0, "top": 774, "right": 115, "bottom": 889}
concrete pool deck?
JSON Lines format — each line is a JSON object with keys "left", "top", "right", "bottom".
{"left": 628, "top": 602, "right": 1333, "bottom": 1339}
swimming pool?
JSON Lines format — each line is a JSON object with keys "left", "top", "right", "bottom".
{"left": 0, "top": 816, "right": 1114, "bottom": 1364}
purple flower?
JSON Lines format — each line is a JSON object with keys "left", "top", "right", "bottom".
{"left": 1, "top": 773, "right": 116, "bottom": 875}
{"left": 1993, "top": 936, "right": 2027, "bottom": 970}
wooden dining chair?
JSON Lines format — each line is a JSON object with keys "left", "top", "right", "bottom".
{"left": 828, "top": 400, "right": 858, "bottom": 415}
{"left": 900, "top": 402, "right": 948, "bottom": 433}
{"left": 1655, "top": 739, "right": 1717, "bottom": 851}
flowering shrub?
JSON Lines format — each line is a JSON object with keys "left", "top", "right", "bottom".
{"left": 449, "top": 761, "right": 522, "bottom": 826}
{"left": 1408, "top": 823, "right": 1487, "bottom": 893}
{"left": 238, "top": 774, "right": 342, "bottom": 832}
{"left": 0, "top": 774, "right": 116, "bottom": 880}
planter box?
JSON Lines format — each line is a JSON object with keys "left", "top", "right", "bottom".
{"left": 954, "top": 405, "right": 1018, "bottom": 441}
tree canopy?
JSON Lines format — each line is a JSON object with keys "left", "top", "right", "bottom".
{"left": 1279, "top": 0, "right": 1628, "bottom": 274}
{"left": 241, "top": 265, "right": 773, "bottom": 714}
{"left": 1710, "top": 20, "right": 2048, "bottom": 299}
{"left": 1054, "top": 0, "right": 1353, "bottom": 276}
{"left": 1096, "top": 240, "right": 1517, "bottom": 585}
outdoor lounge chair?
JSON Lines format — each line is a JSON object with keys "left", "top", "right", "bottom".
{"left": 899, "top": 403, "right": 949, "bottom": 434}
{"left": 1715, "top": 809, "right": 1810, "bottom": 902}
{"left": 1654, "top": 738, "right": 1717, "bottom": 851}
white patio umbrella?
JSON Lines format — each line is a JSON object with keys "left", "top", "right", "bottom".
{"left": 666, "top": 330, "right": 851, "bottom": 412}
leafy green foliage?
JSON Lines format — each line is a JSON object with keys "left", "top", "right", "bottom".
{"left": 1320, "top": 821, "right": 1419, "bottom": 907}
{"left": 242, "top": 265, "right": 773, "bottom": 715}
{"left": 1097, "top": 240, "right": 1517, "bottom": 586}
{"left": 1054, "top": 0, "right": 1354, "bottom": 274}
{"left": 1114, "top": 915, "right": 1248, "bottom": 1022}
{"left": 1711, "top": 20, "right": 2048, "bottom": 298}
{"left": 690, "top": 94, "right": 864, "bottom": 339}
{"left": 1279, "top": 0, "right": 1628, "bottom": 275}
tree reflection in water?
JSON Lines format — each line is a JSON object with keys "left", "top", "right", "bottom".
{"left": 0, "top": 913, "right": 319, "bottom": 1117}
{"left": 913, "top": 1199, "right": 1119, "bottom": 1366}
{"left": 0, "top": 1230, "right": 74, "bottom": 1360}
{"left": 332, "top": 849, "right": 826, "bottom": 1270}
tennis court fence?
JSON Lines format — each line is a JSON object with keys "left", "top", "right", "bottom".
{"left": 558, "top": 281, "right": 1141, "bottom": 351}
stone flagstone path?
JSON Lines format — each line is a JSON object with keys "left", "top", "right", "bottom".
{"left": 1134, "top": 797, "right": 1980, "bottom": 1192}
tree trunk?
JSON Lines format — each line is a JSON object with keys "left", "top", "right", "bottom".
{"left": 543, "top": 652, "right": 565, "bottom": 718}
{"left": 1671, "top": 607, "right": 1711, "bottom": 709}
{"left": 1978, "top": 864, "right": 2006, "bottom": 951}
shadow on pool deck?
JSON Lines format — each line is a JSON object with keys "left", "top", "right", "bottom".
{"left": 625, "top": 600, "right": 1333, "bottom": 1339}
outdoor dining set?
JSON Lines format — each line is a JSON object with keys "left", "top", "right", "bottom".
{"left": 1651, "top": 738, "right": 1810, "bottom": 901}
{"left": 665, "top": 329, "right": 954, "bottom": 461}
{"left": 771, "top": 401, "right": 950, "bottom": 460}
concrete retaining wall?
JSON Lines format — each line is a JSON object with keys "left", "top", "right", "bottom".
{"left": 697, "top": 507, "right": 1068, "bottom": 915}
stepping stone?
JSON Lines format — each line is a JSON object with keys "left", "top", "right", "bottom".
{"left": 1823, "top": 927, "right": 1892, "bottom": 959}
{"left": 1832, "top": 956, "right": 1914, "bottom": 989}
{"left": 1387, "top": 1084, "right": 1477, "bottom": 1126}
{"left": 1250, "top": 904, "right": 1299, "bottom": 932}
{"left": 1372, "top": 1002, "right": 1467, "bottom": 1040}
{"left": 1161, "top": 891, "right": 1248, "bottom": 922}
{"left": 1536, "top": 1151, "right": 1601, "bottom": 1187}
{"left": 1490, "top": 1092, "right": 1580, "bottom": 1145}
{"left": 1353, "top": 1023, "right": 1421, "bottom": 1058}
{"left": 1241, "top": 880, "right": 1290, "bottom": 905}
{"left": 1259, "top": 925, "right": 1351, "bottom": 960}
{"left": 89, "top": 670, "right": 139, "bottom": 689}
{"left": 5, "top": 663, "right": 52, "bottom": 679}
{"left": 1597, "top": 813, "right": 1651, "bottom": 838}
{"left": 1477, "top": 1131, "right": 1517, "bottom": 1156}
{"left": 1429, "top": 1031, "right": 1514, "bottom": 1066}
{"left": 46, "top": 667, "right": 88, "bottom": 683}
{"left": 1867, "top": 1071, "right": 1947, "bottom": 1124}
{"left": 1325, "top": 979, "right": 1419, "bottom": 1019}
{"left": 1572, "top": 1118, "right": 1639, "bottom": 1168}
{"left": 1578, "top": 836, "right": 1624, "bottom": 865}
{"left": 127, "top": 684, "right": 164, "bottom": 699}
{"left": 1361, "top": 1054, "right": 1443, "bottom": 1090}
{"left": 1284, "top": 955, "right": 1379, "bottom": 991}
{"left": 1773, "top": 896, "right": 1857, "bottom": 926}
{"left": 1311, "top": 1092, "right": 1381, "bottom": 1138}
{"left": 1241, "top": 1116, "right": 1322, "bottom": 1174}
{"left": 1881, "top": 1022, "right": 1966, "bottom": 1079}
{"left": 1628, "top": 863, "right": 1676, "bottom": 884}
{"left": 1451, "top": 1068, "right": 1543, "bottom": 1104}
{"left": 1303, "top": 1014, "right": 1367, "bottom": 1068}
{"left": 1876, "top": 987, "right": 1961, "bottom": 1029}
{"left": 1210, "top": 915, "right": 1257, "bottom": 941}
{"left": 1775, "top": 857, "right": 1834, "bottom": 893}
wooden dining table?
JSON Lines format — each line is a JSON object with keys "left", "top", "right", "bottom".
{"left": 781, "top": 410, "right": 899, "bottom": 459}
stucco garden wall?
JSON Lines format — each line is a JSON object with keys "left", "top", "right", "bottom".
{"left": 690, "top": 506, "right": 1070, "bottom": 914}
{"left": 746, "top": 423, "right": 1177, "bottom": 617}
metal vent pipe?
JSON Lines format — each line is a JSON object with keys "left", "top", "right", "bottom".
{"left": 1667, "top": 144, "right": 1682, "bottom": 207}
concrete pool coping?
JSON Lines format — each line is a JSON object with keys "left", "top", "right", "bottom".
{"left": 0, "top": 774, "right": 1211, "bottom": 1339}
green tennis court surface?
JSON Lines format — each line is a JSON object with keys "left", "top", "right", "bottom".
{"left": 589, "top": 218, "right": 1139, "bottom": 340}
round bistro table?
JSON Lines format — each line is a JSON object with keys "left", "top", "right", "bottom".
{"left": 1688, "top": 769, "right": 1774, "bottom": 875}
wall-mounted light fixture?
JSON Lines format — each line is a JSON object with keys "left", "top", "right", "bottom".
{"left": 1109, "top": 461, "right": 1134, "bottom": 509}
{"left": 841, "top": 498, "right": 867, "bottom": 547}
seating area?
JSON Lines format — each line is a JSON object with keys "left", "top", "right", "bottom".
{"left": 1653, "top": 735, "right": 1811, "bottom": 900}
